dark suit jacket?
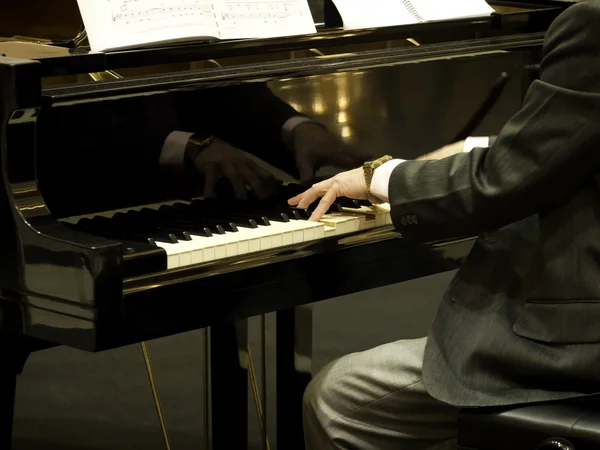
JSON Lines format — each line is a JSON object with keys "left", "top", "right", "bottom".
{"left": 37, "top": 83, "right": 299, "bottom": 217}
{"left": 388, "top": 1, "right": 600, "bottom": 407}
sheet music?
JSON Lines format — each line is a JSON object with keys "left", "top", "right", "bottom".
{"left": 214, "top": 0, "right": 316, "bottom": 40}
{"left": 411, "top": 0, "right": 493, "bottom": 21}
{"left": 330, "top": 0, "right": 418, "bottom": 29}
{"left": 331, "top": 0, "right": 492, "bottom": 30}
{"left": 78, "top": 0, "right": 219, "bottom": 52}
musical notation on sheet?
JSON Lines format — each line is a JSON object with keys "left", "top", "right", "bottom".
{"left": 108, "top": 0, "right": 212, "bottom": 25}
{"left": 218, "top": 1, "right": 308, "bottom": 25}
{"left": 77, "top": 0, "right": 314, "bottom": 50}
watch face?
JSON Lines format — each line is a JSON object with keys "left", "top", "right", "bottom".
{"left": 190, "top": 131, "right": 212, "bottom": 143}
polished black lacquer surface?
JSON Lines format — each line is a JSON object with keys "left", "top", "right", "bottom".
{"left": 0, "top": 2, "right": 567, "bottom": 351}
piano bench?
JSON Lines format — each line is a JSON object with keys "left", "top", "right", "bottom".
{"left": 457, "top": 402, "right": 600, "bottom": 450}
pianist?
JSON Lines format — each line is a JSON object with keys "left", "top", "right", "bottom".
{"left": 290, "top": 2, "right": 600, "bottom": 449}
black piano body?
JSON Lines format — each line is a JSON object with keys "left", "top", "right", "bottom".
{"left": 0, "top": 1, "right": 573, "bottom": 448}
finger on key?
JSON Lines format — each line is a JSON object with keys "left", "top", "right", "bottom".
{"left": 309, "top": 189, "right": 338, "bottom": 221}
{"left": 289, "top": 179, "right": 329, "bottom": 207}
{"left": 297, "top": 179, "right": 331, "bottom": 209}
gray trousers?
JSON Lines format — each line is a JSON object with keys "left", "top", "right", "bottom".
{"left": 302, "top": 338, "right": 459, "bottom": 450}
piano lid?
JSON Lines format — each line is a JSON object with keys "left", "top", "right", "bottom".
{"left": 0, "top": 1, "right": 566, "bottom": 77}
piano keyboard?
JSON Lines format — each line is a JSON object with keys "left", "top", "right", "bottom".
{"left": 61, "top": 198, "right": 392, "bottom": 270}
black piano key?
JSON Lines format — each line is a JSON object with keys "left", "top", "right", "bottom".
{"left": 62, "top": 221, "right": 167, "bottom": 274}
{"left": 139, "top": 230, "right": 179, "bottom": 244}
{"left": 209, "top": 224, "right": 227, "bottom": 235}
{"left": 202, "top": 213, "right": 255, "bottom": 229}
{"left": 284, "top": 207, "right": 311, "bottom": 219}
{"left": 213, "top": 202, "right": 289, "bottom": 223}
{"left": 135, "top": 209, "right": 195, "bottom": 241}
{"left": 154, "top": 206, "right": 213, "bottom": 237}
{"left": 226, "top": 212, "right": 271, "bottom": 227}
{"left": 115, "top": 212, "right": 179, "bottom": 244}
{"left": 251, "top": 210, "right": 289, "bottom": 222}
{"left": 77, "top": 217, "right": 159, "bottom": 245}
{"left": 274, "top": 207, "right": 303, "bottom": 220}
{"left": 329, "top": 202, "right": 344, "bottom": 212}
{"left": 221, "top": 213, "right": 265, "bottom": 227}
{"left": 191, "top": 203, "right": 264, "bottom": 228}
{"left": 204, "top": 219, "right": 239, "bottom": 233}
{"left": 176, "top": 202, "right": 251, "bottom": 231}
{"left": 168, "top": 204, "right": 229, "bottom": 234}
{"left": 127, "top": 210, "right": 192, "bottom": 241}
{"left": 335, "top": 197, "right": 363, "bottom": 209}
{"left": 109, "top": 212, "right": 179, "bottom": 244}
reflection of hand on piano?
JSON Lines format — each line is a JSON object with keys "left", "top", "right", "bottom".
{"left": 288, "top": 168, "right": 369, "bottom": 221}
{"left": 191, "top": 138, "right": 278, "bottom": 201}
{"left": 291, "top": 122, "right": 375, "bottom": 183}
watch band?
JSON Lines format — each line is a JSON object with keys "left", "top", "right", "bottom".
{"left": 363, "top": 155, "right": 393, "bottom": 204}
{"left": 184, "top": 132, "right": 215, "bottom": 171}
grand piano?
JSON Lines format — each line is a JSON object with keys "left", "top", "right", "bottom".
{"left": 0, "top": 0, "right": 574, "bottom": 448}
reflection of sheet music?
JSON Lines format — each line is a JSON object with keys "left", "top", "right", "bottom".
{"left": 215, "top": 0, "right": 316, "bottom": 39}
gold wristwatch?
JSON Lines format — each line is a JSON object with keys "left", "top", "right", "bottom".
{"left": 363, "top": 155, "right": 393, "bottom": 204}
{"left": 184, "top": 132, "right": 215, "bottom": 171}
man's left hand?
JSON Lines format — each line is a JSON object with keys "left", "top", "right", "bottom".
{"left": 288, "top": 167, "right": 367, "bottom": 221}
{"left": 292, "top": 122, "right": 374, "bottom": 183}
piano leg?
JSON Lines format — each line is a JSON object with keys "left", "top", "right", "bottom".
{"left": 276, "top": 305, "right": 313, "bottom": 450}
{"left": 0, "top": 335, "right": 35, "bottom": 450}
{"left": 209, "top": 320, "right": 248, "bottom": 449}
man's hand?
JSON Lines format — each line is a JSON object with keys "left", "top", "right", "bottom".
{"left": 416, "top": 140, "right": 466, "bottom": 160}
{"left": 193, "top": 139, "right": 277, "bottom": 200}
{"left": 288, "top": 167, "right": 367, "bottom": 221}
{"left": 292, "top": 122, "right": 374, "bottom": 183}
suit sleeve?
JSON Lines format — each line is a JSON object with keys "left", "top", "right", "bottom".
{"left": 175, "top": 83, "right": 301, "bottom": 176}
{"left": 388, "top": 1, "right": 600, "bottom": 242}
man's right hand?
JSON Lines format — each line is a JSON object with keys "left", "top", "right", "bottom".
{"left": 192, "top": 139, "right": 278, "bottom": 200}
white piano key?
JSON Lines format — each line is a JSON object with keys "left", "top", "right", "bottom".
{"left": 61, "top": 198, "right": 391, "bottom": 271}
{"left": 319, "top": 213, "right": 363, "bottom": 235}
{"left": 341, "top": 204, "right": 391, "bottom": 228}
{"left": 154, "top": 241, "right": 182, "bottom": 269}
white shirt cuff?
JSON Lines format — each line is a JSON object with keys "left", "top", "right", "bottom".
{"left": 281, "top": 116, "right": 315, "bottom": 151}
{"left": 370, "top": 159, "right": 405, "bottom": 202}
{"left": 370, "top": 137, "right": 489, "bottom": 203}
{"left": 463, "top": 136, "right": 490, "bottom": 153}
{"left": 159, "top": 131, "right": 194, "bottom": 169}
